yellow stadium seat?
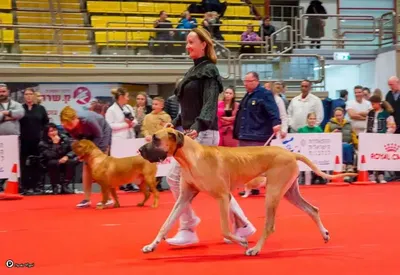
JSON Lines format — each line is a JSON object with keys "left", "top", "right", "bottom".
{"left": 95, "top": 31, "right": 151, "bottom": 46}
{"left": 0, "top": 12, "right": 13, "bottom": 24}
{"left": 138, "top": 2, "right": 155, "bottom": 13}
{"left": 143, "top": 16, "right": 156, "bottom": 27}
{"left": 154, "top": 3, "right": 171, "bottom": 13}
{"left": 87, "top": 1, "right": 121, "bottom": 13}
{"left": 235, "top": 6, "right": 250, "bottom": 17}
{"left": 224, "top": 6, "right": 235, "bottom": 17}
{"left": 121, "top": 2, "right": 138, "bottom": 13}
{"left": 169, "top": 17, "right": 179, "bottom": 25}
{"left": 0, "top": 30, "right": 14, "bottom": 44}
{"left": 229, "top": 20, "right": 247, "bottom": 31}
{"left": 223, "top": 34, "right": 241, "bottom": 47}
{"left": 0, "top": 0, "right": 12, "bottom": 10}
{"left": 170, "top": 4, "right": 186, "bottom": 15}
{"left": 126, "top": 16, "right": 145, "bottom": 27}
{"left": 91, "top": 16, "right": 128, "bottom": 27}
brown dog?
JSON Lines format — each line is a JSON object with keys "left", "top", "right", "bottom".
{"left": 72, "top": 139, "right": 159, "bottom": 209}
{"left": 138, "top": 128, "right": 358, "bottom": 256}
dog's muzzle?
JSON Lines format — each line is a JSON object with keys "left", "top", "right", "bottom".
{"left": 139, "top": 143, "right": 168, "bottom": 163}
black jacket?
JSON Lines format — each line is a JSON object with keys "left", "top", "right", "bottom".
{"left": 39, "top": 134, "right": 75, "bottom": 162}
{"left": 385, "top": 91, "right": 400, "bottom": 133}
{"left": 173, "top": 56, "right": 223, "bottom": 132}
{"left": 164, "top": 94, "right": 180, "bottom": 121}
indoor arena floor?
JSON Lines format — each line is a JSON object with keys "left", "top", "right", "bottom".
{"left": 1, "top": 183, "right": 399, "bottom": 275}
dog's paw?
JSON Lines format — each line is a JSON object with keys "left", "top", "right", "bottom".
{"left": 239, "top": 238, "right": 249, "bottom": 248}
{"left": 323, "top": 231, "right": 330, "bottom": 243}
{"left": 142, "top": 244, "right": 156, "bottom": 253}
{"left": 137, "top": 202, "right": 145, "bottom": 207}
{"left": 245, "top": 247, "right": 260, "bottom": 256}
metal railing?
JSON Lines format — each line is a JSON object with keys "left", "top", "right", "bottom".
{"left": 270, "top": 25, "right": 293, "bottom": 54}
{"left": 297, "top": 12, "right": 397, "bottom": 48}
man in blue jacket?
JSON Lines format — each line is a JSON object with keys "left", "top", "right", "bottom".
{"left": 60, "top": 106, "right": 112, "bottom": 208}
{"left": 233, "top": 71, "right": 281, "bottom": 196}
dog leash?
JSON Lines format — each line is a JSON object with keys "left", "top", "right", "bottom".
{"left": 263, "top": 132, "right": 276, "bottom": 146}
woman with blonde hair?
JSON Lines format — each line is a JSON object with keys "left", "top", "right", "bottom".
{"left": 133, "top": 92, "right": 152, "bottom": 137}
{"left": 217, "top": 86, "right": 239, "bottom": 146}
{"left": 164, "top": 28, "right": 255, "bottom": 246}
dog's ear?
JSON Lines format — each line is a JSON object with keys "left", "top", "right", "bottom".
{"left": 168, "top": 131, "right": 185, "bottom": 149}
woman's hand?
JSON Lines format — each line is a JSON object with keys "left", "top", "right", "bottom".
{"left": 280, "top": 131, "right": 287, "bottom": 139}
{"left": 332, "top": 129, "right": 340, "bottom": 133}
{"left": 145, "top": 135, "right": 152, "bottom": 142}
{"left": 59, "top": 156, "right": 68, "bottom": 164}
{"left": 164, "top": 123, "right": 174, "bottom": 128}
{"left": 185, "top": 129, "right": 198, "bottom": 139}
{"left": 125, "top": 118, "right": 134, "bottom": 128}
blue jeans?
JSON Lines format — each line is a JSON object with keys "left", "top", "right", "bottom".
{"left": 342, "top": 143, "right": 354, "bottom": 165}
{"left": 238, "top": 140, "right": 266, "bottom": 147}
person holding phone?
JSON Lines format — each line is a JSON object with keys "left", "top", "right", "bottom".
{"left": 217, "top": 86, "right": 239, "bottom": 147}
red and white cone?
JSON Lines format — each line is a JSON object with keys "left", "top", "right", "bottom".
{"left": 353, "top": 155, "right": 373, "bottom": 185}
{"left": 0, "top": 163, "right": 23, "bottom": 200}
{"left": 328, "top": 155, "right": 348, "bottom": 186}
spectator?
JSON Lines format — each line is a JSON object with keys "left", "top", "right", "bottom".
{"left": 258, "top": 16, "right": 276, "bottom": 42}
{"left": 133, "top": 92, "right": 152, "bottom": 138}
{"left": 19, "top": 88, "right": 49, "bottom": 195}
{"left": 60, "top": 106, "right": 112, "bottom": 208}
{"left": 386, "top": 76, "right": 400, "bottom": 134}
{"left": 297, "top": 112, "right": 325, "bottom": 184}
{"left": 142, "top": 97, "right": 172, "bottom": 142}
{"left": 0, "top": 84, "right": 25, "bottom": 136}
{"left": 164, "top": 78, "right": 181, "bottom": 121}
{"left": 0, "top": 84, "right": 24, "bottom": 192}
{"left": 373, "top": 88, "right": 384, "bottom": 99}
{"left": 105, "top": 87, "right": 139, "bottom": 193}
{"left": 271, "top": 82, "right": 288, "bottom": 138}
{"left": 287, "top": 80, "right": 324, "bottom": 132}
{"left": 202, "top": 12, "right": 224, "bottom": 40}
{"left": 345, "top": 85, "right": 371, "bottom": 135}
{"left": 239, "top": 24, "right": 261, "bottom": 54}
{"left": 217, "top": 86, "right": 239, "bottom": 147}
{"left": 306, "top": 0, "right": 327, "bottom": 49}
{"left": 324, "top": 107, "right": 358, "bottom": 172}
{"left": 331, "top": 89, "right": 348, "bottom": 116}
{"left": 298, "top": 112, "right": 323, "bottom": 133}
{"left": 201, "top": 0, "right": 227, "bottom": 16}
{"left": 366, "top": 95, "right": 396, "bottom": 183}
{"left": 264, "top": 82, "right": 272, "bottom": 90}
{"left": 39, "top": 123, "right": 76, "bottom": 194}
{"left": 363, "top": 87, "right": 371, "bottom": 100}
{"left": 153, "top": 11, "right": 174, "bottom": 55}
{"left": 233, "top": 71, "right": 281, "bottom": 196}
{"left": 34, "top": 92, "right": 43, "bottom": 105}
{"left": 176, "top": 11, "right": 197, "bottom": 40}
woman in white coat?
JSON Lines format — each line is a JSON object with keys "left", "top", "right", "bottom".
{"left": 105, "top": 88, "right": 139, "bottom": 192}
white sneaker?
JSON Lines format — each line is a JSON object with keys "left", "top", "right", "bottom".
{"left": 96, "top": 199, "right": 114, "bottom": 207}
{"left": 224, "top": 223, "right": 257, "bottom": 244}
{"left": 165, "top": 230, "right": 199, "bottom": 246}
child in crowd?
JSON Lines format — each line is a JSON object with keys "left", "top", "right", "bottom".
{"left": 141, "top": 97, "right": 172, "bottom": 191}
{"left": 366, "top": 95, "right": 396, "bottom": 183}
{"left": 297, "top": 112, "right": 323, "bottom": 133}
{"left": 297, "top": 112, "right": 324, "bottom": 184}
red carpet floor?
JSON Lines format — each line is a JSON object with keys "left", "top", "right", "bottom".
{"left": 1, "top": 183, "right": 399, "bottom": 275}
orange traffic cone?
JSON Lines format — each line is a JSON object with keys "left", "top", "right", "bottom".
{"left": 353, "top": 155, "right": 373, "bottom": 185}
{"left": 328, "top": 155, "right": 348, "bottom": 186}
{"left": 0, "top": 163, "right": 23, "bottom": 200}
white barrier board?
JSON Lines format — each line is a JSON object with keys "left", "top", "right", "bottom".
{"left": 358, "top": 133, "right": 400, "bottom": 171}
{"left": 271, "top": 133, "right": 342, "bottom": 171}
{"left": 110, "top": 138, "right": 173, "bottom": 177}
{"left": 0, "top": 135, "right": 20, "bottom": 178}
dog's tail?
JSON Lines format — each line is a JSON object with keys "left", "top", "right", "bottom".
{"left": 293, "top": 153, "right": 358, "bottom": 180}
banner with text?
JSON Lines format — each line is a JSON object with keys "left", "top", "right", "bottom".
{"left": 38, "top": 84, "right": 119, "bottom": 124}
{"left": 271, "top": 133, "right": 342, "bottom": 171}
{"left": 358, "top": 133, "right": 400, "bottom": 171}
{"left": 110, "top": 138, "right": 173, "bottom": 177}
{"left": 0, "top": 136, "right": 20, "bottom": 179}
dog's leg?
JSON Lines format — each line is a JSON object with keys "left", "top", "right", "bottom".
{"left": 219, "top": 194, "right": 248, "bottom": 248}
{"left": 241, "top": 186, "right": 251, "bottom": 198}
{"left": 110, "top": 187, "right": 120, "bottom": 208}
{"left": 137, "top": 180, "right": 150, "bottom": 207}
{"left": 245, "top": 167, "right": 296, "bottom": 256}
{"left": 284, "top": 179, "right": 330, "bottom": 242}
{"left": 142, "top": 184, "right": 199, "bottom": 253}
{"left": 145, "top": 176, "right": 159, "bottom": 208}
{"left": 97, "top": 183, "right": 110, "bottom": 210}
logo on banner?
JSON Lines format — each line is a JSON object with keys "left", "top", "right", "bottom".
{"left": 371, "top": 143, "right": 400, "bottom": 160}
{"left": 282, "top": 137, "right": 301, "bottom": 153}
{"left": 73, "top": 87, "right": 92, "bottom": 105}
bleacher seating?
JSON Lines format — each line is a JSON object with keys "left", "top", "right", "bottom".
{"left": 16, "top": 0, "right": 81, "bottom": 11}
{"left": 87, "top": 1, "right": 261, "bottom": 48}
{"left": 0, "top": 12, "right": 14, "bottom": 44}
{"left": 0, "top": 0, "right": 11, "bottom": 10}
